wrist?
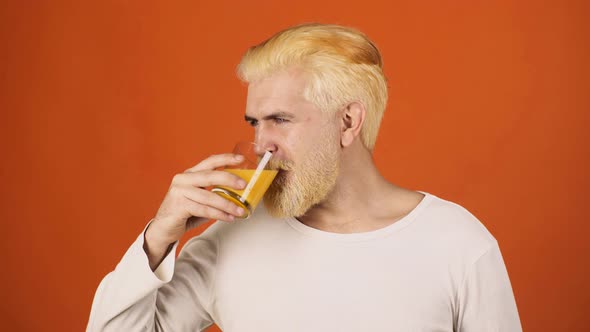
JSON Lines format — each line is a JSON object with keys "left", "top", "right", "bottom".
{"left": 145, "top": 220, "right": 174, "bottom": 250}
{"left": 144, "top": 220, "right": 175, "bottom": 271}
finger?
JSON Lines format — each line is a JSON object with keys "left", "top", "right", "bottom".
{"left": 175, "top": 170, "right": 247, "bottom": 189}
{"left": 182, "top": 187, "right": 246, "bottom": 217}
{"left": 184, "top": 200, "right": 237, "bottom": 222}
{"left": 186, "top": 153, "right": 245, "bottom": 173}
{"left": 186, "top": 216, "right": 209, "bottom": 230}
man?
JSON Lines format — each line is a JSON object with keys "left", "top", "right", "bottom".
{"left": 87, "top": 23, "right": 521, "bottom": 331}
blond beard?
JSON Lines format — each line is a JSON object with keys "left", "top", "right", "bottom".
{"left": 263, "top": 137, "right": 340, "bottom": 218}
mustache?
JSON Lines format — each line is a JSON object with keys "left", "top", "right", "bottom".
{"left": 266, "top": 159, "right": 295, "bottom": 171}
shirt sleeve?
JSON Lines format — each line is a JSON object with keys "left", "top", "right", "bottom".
{"left": 86, "top": 222, "right": 217, "bottom": 332}
{"left": 456, "top": 241, "right": 522, "bottom": 332}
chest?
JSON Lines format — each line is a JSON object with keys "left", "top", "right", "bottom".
{"left": 212, "top": 240, "right": 459, "bottom": 331}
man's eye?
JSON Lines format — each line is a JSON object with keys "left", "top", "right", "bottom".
{"left": 274, "top": 118, "right": 288, "bottom": 124}
{"left": 248, "top": 120, "right": 258, "bottom": 127}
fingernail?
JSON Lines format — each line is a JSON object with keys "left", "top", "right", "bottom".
{"left": 235, "top": 155, "right": 244, "bottom": 161}
{"left": 239, "top": 180, "right": 247, "bottom": 188}
{"left": 236, "top": 207, "right": 244, "bottom": 216}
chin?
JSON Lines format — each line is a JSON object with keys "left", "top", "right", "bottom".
{"left": 273, "top": 169, "right": 290, "bottom": 186}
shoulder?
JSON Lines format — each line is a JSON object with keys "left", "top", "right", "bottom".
{"left": 414, "top": 192, "right": 498, "bottom": 262}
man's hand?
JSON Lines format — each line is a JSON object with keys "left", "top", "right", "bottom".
{"left": 144, "top": 153, "right": 248, "bottom": 270}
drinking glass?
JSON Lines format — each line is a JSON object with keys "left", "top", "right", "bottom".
{"left": 212, "top": 142, "right": 277, "bottom": 219}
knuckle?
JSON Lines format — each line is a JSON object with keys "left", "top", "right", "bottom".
{"left": 215, "top": 209, "right": 227, "bottom": 220}
{"left": 219, "top": 153, "right": 235, "bottom": 161}
{"left": 200, "top": 170, "right": 213, "bottom": 178}
{"left": 234, "top": 176, "right": 246, "bottom": 186}
{"left": 172, "top": 173, "right": 184, "bottom": 184}
{"left": 224, "top": 200, "right": 236, "bottom": 211}
{"left": 168, "top": 186, "right": 183, "bottom": 200}
{"left": 228, "top": 173, "right": 242, "bottom": 182}
{"left": 203, "top": 205, "right": 216, "bottom": 216}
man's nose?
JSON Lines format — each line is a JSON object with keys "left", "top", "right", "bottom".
{"left": 254, "top": 130, "right": 278, "bottom": 156}
{"left": 254, "top": 140, "right": 277, "bottom": 156}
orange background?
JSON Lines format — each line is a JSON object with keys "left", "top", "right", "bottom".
{"left": 1, "top": 1, "right": 588, "bottom": 331}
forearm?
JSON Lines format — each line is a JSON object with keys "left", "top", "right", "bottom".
{"left": 87, "top": 221, "right": 218, "bottom": 332}
{"left": 88, "top": 276, "right": 160, "bottom": 332}
{"left": 87, "top": 226, "right": 178, "bottom": 331}
{"left": 144, "top": 221, "right": 176, "bottom": 271}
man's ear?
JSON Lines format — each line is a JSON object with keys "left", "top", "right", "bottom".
{"left": 340, "top": 102, "right": 366, "bottom": 147}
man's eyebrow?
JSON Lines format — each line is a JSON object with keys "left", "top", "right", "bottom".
{"left": 244, "top": 111, "right": 295, "bottom": 122}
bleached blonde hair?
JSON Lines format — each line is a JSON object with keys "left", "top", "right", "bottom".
{"left": 237, "top": 23, "right": 388, "bottom": 150}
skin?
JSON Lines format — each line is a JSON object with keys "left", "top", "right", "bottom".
{"left": 246, "top": 70, "right": 341, "bottom": 219}
{"left": 245, "top": 68, "right": 425, "bottom": 233}
{"left": 145, "top": 67, "right": 424, "bottom": 270}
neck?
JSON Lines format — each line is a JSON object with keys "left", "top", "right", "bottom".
{"left": 297, "top": 140, "right": 409, "bottom": 233}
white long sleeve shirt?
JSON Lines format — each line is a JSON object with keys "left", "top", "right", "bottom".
{"left": 87, "top": 191, "right": 522, "bottom": 331}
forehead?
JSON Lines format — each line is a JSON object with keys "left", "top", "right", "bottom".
{"left": 245, "top": 69, "right": 316, "bottom": 117}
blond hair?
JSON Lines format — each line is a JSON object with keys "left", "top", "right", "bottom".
{"left": 237, "top": 23, "right": 388, "bottom": 150}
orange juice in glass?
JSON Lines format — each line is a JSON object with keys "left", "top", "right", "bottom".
{"left": 212, "top": 142, "right": 277, "bottom": 219}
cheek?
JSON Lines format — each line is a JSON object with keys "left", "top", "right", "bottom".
{"left": 278, "top": 119, "right": 337, "bottom": 161}
{"left": 275, "top": 127, "right": 303, "bottom": 161}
